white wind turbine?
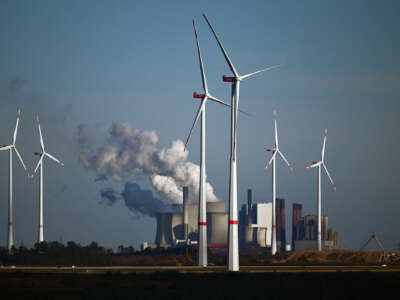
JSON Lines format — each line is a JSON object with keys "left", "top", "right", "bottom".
{"left": 30, "top": 114, "right": 64, "bottom": 243}
{"left": 264, "top": 110, "right": 293, "bottom": 255}
{"left": 185, "top": 20, "right": 232, "bottom": 267}
{"left": 0, "top": 108, "right": 29, "bottom": 251}
{"left": 306, "top": 128, "right": 336, "bottom": 251}
{"left": 203, "top": 14, "right": 280, "bottom": 271}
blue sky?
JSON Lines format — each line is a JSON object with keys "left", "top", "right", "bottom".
{"left": 0, "top": 0, "right": 399, "bottom": 250}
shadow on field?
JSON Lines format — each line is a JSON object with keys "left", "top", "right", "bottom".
{"left": 1, "top": 271, "right": 399, "bottom": 300}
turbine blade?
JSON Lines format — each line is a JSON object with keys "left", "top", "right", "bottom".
{"left": 278, "top": 150, "right": 293, "bottom": 172}
{"left": 239, "top": 64, "right": 281, "bottom": 81}
{"left": 323, "top": 163, "right": 336, "bottom": 191}
{"left": 274, "top": 110, "right": 278, "bottom": 147}
{"left": 193, "top": 20, "right": 208, "bottom": 94}
{"left": 207, "top": 95, "right": 230, "bottom": 107}
{"left": 265, "top": 151, "right": 277, "bottom": 170}
{"left": 238, "top": 108, "right": 254, "bottom": 117}
{"left": 184, "top": 97, "right": 207, "bottom": 150}
{"left": 13, "top": 146, "right": 28, "bottom": 175}
{"left": 12, "top": 108, "right": 21, "bottom": 145}
{"left": 322, "top": 128, "right": 327, "bottom": 161}
{"left": 306, "top": 161, "right": 321, "bottom": 169}
{"left": 45, "top": 152, "right": 64, "bottom": 166}
{"left": 0, "top": 145, "right": 12, "bottom": 151}
{"left": 37, "top": 114, "right": 45, "bottom": 151}
{"left": 32, "top": 155, "right": 44, "bottom": 177}
{"left": 202, "top": 14, "right": 239, "bottom": 78}
{"left": 208, "top": 95, "right": 254, "bottom": 117}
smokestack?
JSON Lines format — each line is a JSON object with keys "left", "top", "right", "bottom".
{"left": 292, "top": 203, "right": 302, "bottom": 251}
{"left": 244, "top": 189, "right": 253, "bottom": 244}
{"left": 247, "top": 189, "right": 252, "bottom": 226}
{"left": 276, "top": 198, "right": 286, "bottom": 252}
{"left": 183, "top": 186, "right": 189, "bottom": 241}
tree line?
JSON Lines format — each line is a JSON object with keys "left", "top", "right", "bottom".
{"left": 0, "top": 241, "right": 197, "bottom": 266}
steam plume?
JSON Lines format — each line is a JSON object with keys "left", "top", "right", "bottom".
{"left": 78, "top": 122, "right": 219, "bottom": 204}
{"left": 101, "top": 182, "right": 178, "bottom": 217}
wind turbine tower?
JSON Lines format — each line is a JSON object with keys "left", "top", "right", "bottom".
{"left": 0, "top": 108, "right": 29, "bottom": 251}
{"left": 306, "top": 128, "right": 336, "bottom": 251}
{"left": 203, "top": 14, "right": 279, "bottom": 271}
{"left": 31, "top": 114, "right": 64, "bottom": 243}
{"left": 264, "top": 110, "right": 293, "bottom": 255}
{"left": 185, "top": 20, "right": 230, "bottom": 267}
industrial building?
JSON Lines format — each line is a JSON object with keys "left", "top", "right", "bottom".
{"left": 154, "top": 187, "right": 228, "bottom": 247}
{"left": 292, "top": 203, "right": 339, "bottom": 250}
{"left": 239, "top": 189, "right": 286, "bottom": 250}
{"left": 147, "top": 187, "right": 339, "bottom": 252}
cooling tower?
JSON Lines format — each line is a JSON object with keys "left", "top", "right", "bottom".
{"left": 155, "top": 201, "right": 227, "bottom": 246}
{"left": 207, "top": 212, "right": 228, "bottom": 244}
{"left": 155, "top": 213, "right": 173, "bottom": 246}
{"left": 206, "top": 201, "right": 226, "bottom": 213}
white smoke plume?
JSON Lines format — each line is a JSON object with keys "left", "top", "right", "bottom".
{"left": 78, "top": 122, "right": 219, "bottom": 204}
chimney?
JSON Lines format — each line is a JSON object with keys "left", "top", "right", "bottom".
{"left": 183, "top": 186, "right": 189, "bottom": 241}
{"left": 247, "top": 189, "right": 252, "bottom": 226}
{"left": 292, "top": 203, "right": 302, "bottom": 251}
{"left": 244, "top": 189, "right": 253, "bottom": 244}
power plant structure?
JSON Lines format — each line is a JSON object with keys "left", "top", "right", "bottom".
{"left": 144, "top": 187, "right": 340, "bottom": 254}
{"left": 291, "top": 203, "right": 339, "bottom": 250}
{"left": 239, "top": 189, "right": 286, "bottom": 251}
{"left": 154, "top": 186, "right": 228, "bottom": 248}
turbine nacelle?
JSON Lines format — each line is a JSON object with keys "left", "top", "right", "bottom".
{"left": 31, "top": 115, "right": 64, "bottom": 181}
{"left": 193, "top": 92, "right": 205, "bottom": 99}
{"left": 305, "top": 161, "right": 321, "bottom": 169}
{"left": 222, "top": 75, "right": 237, "bottom": 82}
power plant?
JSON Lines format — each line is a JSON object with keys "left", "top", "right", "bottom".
{"left": 153, "top": 187, "right": 228, "bottom": 247}
{"left": 239, "top": 190, "right": 286, "bottom": 250}
{"left": 291, "top": 203, "right": 339, "bottom": 251}
{"left": 147, "top": 186, "right": 339, "bottom": 254}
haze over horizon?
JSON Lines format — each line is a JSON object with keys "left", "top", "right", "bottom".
{"left": 0, "top": 0, "right": 399, "bottom": 251}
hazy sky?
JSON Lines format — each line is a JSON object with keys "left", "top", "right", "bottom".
{"left": 0, "top": 0, "right": 399, "bottom": 251}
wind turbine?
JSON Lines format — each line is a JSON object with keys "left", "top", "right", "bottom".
{"left": 203, "top": 14, "right": 279, "bottom": 271}
{"left": 30, "top": 114, "right": 64, "bottom": 243}
{"left": 0, "top": 108, "right": 29, "bottom": 251}
{"left": 306, "top": 128, "right": 336, "bottom": 251}
{"left": 185, "top": 20, "right": 232, "bottom": 267}
{"left": 264, "top": 110, "right": 293, "bottom": 255}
